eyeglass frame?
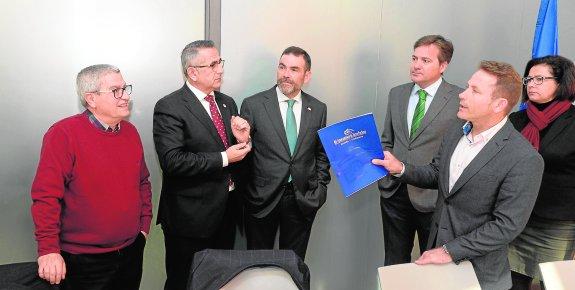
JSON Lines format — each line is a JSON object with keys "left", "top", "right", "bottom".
{"left": 92, "top": 84, "right": 133, "bottom": 99}
{"left": 190, "top": 58, "right": 225, "bottom": 70}
{"left": 522, "top": 76, "right": 557, "bottom": 86}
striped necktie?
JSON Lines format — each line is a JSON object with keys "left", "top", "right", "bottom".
{"left": 410, "top": 89, "right": 427, "bottom": 137}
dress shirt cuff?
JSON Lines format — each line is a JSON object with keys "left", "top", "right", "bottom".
{"left": 392, "top": 162, "right": 405, "bottom": 177}
{"left": 221, "top": 152, "right": 228, "bottom": 167}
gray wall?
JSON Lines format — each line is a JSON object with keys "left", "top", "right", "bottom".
{"left": 1, "top": 1, "right": 575, "bottom": 290}
{"left": 220, "top": 1, "right": 575, "bottom": 290}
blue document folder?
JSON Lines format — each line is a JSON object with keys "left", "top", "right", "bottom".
{"left": 318, "top": 113, "right": 388, "bottom": 197}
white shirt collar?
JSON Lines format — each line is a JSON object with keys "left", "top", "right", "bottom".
{"left": 467, "top": 116, "right": 508, "bottom": 144}
{"left": 276, "top": 86, "right": 302, "bottom": 104}
{"left": 186, "top": 81, "right": 214, "bottom": 101}
{"left": 412, "top": 77, "right": 443, "bottom": 97}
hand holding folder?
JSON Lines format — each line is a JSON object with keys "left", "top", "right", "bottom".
{"left": 318, "top": 113, "right": 388, "bottom": 197}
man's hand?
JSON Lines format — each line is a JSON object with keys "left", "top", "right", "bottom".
{"left": 226, "top": 142, "right": 251, "bottom": 163}
{"left": 415, "top": 247, "right": 453, "bottom": 265}
{"left": 372, "top": 151, "right": 404, "bottom": 174}
{"left": 231, "top": 116, "right": 251, "bottom": 143}
{"left": 38, "top": 253, "right": 66, "bottom": 284}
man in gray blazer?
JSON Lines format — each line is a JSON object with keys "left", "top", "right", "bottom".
{"left": 373, "top": 61, "right": 544, "bottom": 290}
{"left": 240, "top": 46, "right": 331, "bottom": 259}
{"left": 379, "top": 35, "right": 463, "bottom": 265}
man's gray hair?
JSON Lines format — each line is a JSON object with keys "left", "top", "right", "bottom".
{"left": 181, "top": 40, "right": 216, "bottom": 77}
{"left": 76, "top": 64, "right": 120, "bottom": 106}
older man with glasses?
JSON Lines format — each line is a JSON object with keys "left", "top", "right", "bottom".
{"left": 153, "top": 40, "right": 251, "bottom": 290}
{"left": 31, "top": 64, "right": 153, "bottom": 289}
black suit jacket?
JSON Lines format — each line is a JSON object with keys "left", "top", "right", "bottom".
{"left": 153, "top": 84, "right": 241, "bottom": 238}
{"left": 240, "top": 86, "right": 331, "bottom": 217}
{"left": 509, "top": 105, "right": 575, "bottom": 220}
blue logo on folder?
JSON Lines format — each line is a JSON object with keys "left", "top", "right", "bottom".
{"left": 318, "top": 113, "right": 388, "bottom": 197}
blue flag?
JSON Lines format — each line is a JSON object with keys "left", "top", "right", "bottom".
{"left": 521, "top": 0, "right": 559, "bottom": 111}
{"left": 532, "top": 0, "right": 558, "bottom": 58}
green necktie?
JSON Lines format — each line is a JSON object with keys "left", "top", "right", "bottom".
{"left": 410, "top": 89, "right": 427, "bottom": 137}
{"left": 285, "top": 99, "right": 297, "bottom": 156}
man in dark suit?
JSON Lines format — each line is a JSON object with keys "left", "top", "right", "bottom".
{"left": 373, "top": 61, "right": 544, "bottom": 289}
{"left": 240, "top": 46, "right": 331, "bottom": 259}
{"left": 379, "top": 35, "right": 463, "bottom": 265}
{"left": 153, "top": 40, "right": 251, "bottom": 290}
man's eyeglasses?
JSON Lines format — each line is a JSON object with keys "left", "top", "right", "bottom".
{"left": 94, "top": 85, "right": 132, "bottom": 99}
{"left": 191, "top": 59, "right": 225, "bottom": 70}
{"left": 522, "top": 76, "right": 557, "bottom": 86}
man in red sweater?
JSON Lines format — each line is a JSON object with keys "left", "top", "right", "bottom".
{"left": 30, "top": 64, "right": 153, "bottom": 289}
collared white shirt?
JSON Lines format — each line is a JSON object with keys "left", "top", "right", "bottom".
{"left": 448, "top": 117, "right": 508, "bottom": 192}
{"left": 186, "top": 81, "right": 229, "bottom": 168}
{"left": 276, "top": 86, "right": 302, "bottom": 134}
{"left": 407, "top": 78, "right": 443, "bottom": 133}
{"left": 187, "top": 81, "right": 223, "bottom": 119}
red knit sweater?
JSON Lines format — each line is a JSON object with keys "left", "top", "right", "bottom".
{"left": 31, "top": 113, "right": 152, "bottom": 256}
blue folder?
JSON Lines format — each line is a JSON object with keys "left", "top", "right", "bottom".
{"left": 318, "top": 113, "right": 388, "bottom": 198}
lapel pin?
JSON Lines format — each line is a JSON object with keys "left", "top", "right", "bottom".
{"left": 307, "top": 107, "right": 312, "bottom": 111}
{"left": 222, "top": 104, "right": 227, "bottom": 108}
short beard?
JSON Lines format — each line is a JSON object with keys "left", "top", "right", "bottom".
{"left": 278, "top": 79, "right": 296, "bottom": 96}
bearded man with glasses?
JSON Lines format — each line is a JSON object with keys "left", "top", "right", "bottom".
{"left": 30, "top": 64, "right": 153, "bottom": 289}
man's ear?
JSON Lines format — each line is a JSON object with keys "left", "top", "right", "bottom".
{"left": 84, "top": 93, "right": 96, "bottom": 108}
{"left": 303, "top": 69, "right": 312, "bottom": 84}
{"left": 439, "top": 61, "right": 448, "bottom": 74}
{"left": 493, "top": 98, "right": 508, "bottom": 114}
{"left": 187, "top": 67, "right": 197, "bottom": 82}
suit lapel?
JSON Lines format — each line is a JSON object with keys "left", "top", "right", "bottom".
{"left": 181, "top": 85, "right": 226, "bottom": 148}
{"left": 539, "top": 107, "right": 574, "bottom": 149}
{"left": 263, "top": 88, "right": 291, "bottom": 156}
{"left": 441, "top": 126, "right": 463, "bottom": 195}
{"left": 214, "top": 92, "right": 234, "bottom": 145}
{"left": 411, "top": 81, "right": 453, "bottom": 141}
{"left": 293, "top": 92, "right": 312, "bottom": 157}
{"left": 447, "top": 122, "right": 512, "bottom": 197}
{"left": 398, "top": 84, "right": 413, "bottom": 140}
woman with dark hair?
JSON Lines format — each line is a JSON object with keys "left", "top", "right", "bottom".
{"left": 508, "top": 55, "right": 575, "bottom": 289}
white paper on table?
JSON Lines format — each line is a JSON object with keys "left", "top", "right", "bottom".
{"left": 377, "top": 261, "right": 481, "bottom": 290}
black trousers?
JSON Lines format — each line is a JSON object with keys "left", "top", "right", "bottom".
{"left": 380, "top": 184, "right": 433, "bottom": 265}
{"left": 245, "top": 183, "right": 315, "bottom": 260}
{"left": 60, "top": 233, "right": 146, "bottom": 290}
{"left": 163, "top": 194, "right": 236, "bottom": 290}
{"left": 510, "top": 271, "right": 546, "bottom": 290}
